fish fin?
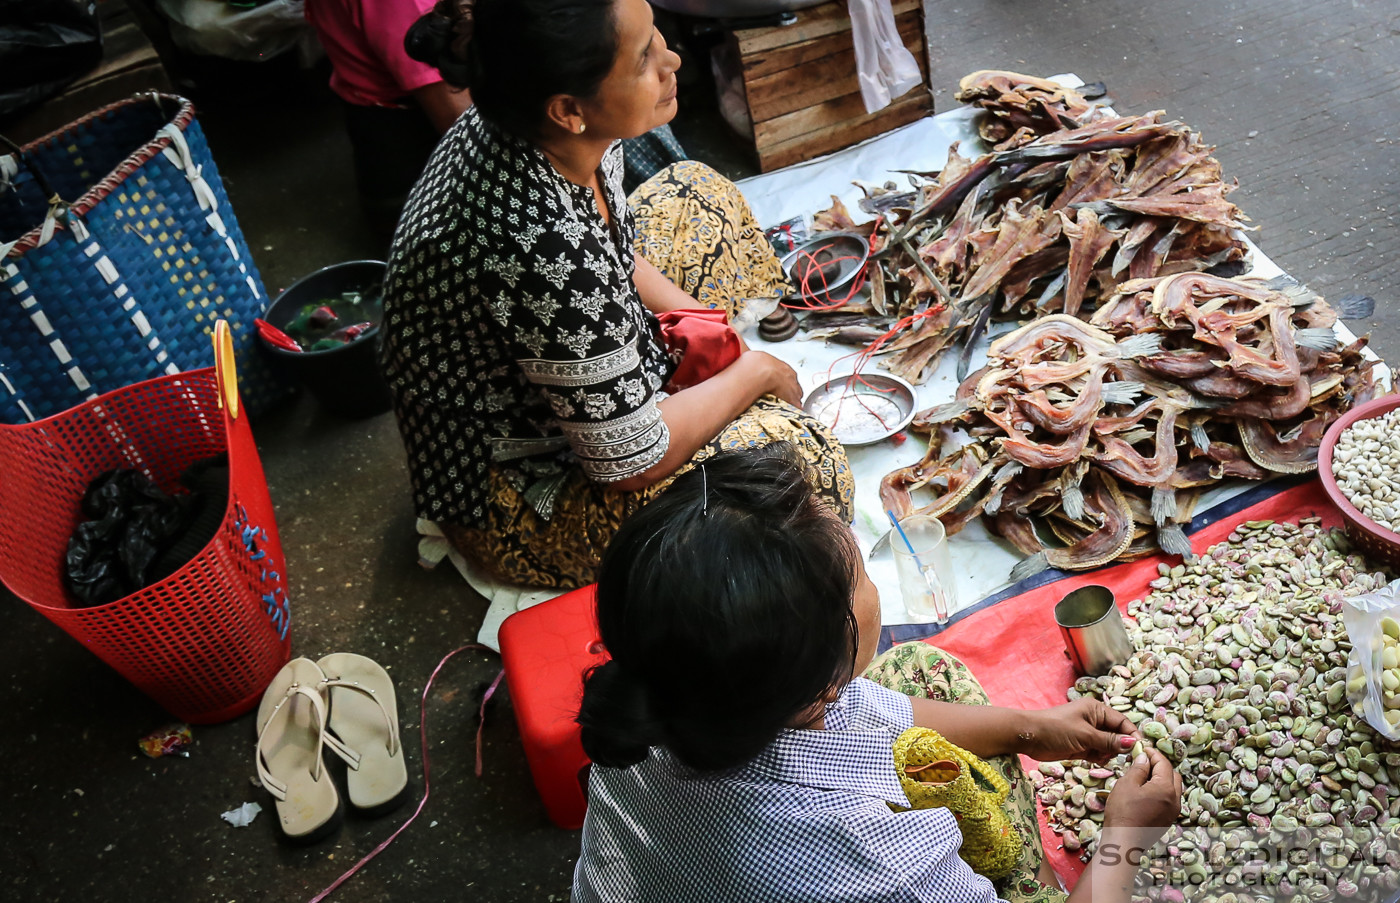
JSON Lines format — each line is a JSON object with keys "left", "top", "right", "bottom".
{"left": 1265, "top": 273, "right": 1314, "bottom": 308}
{"left": 984, "top": 490, "right": 1004, "bottom": 515}
{"left": 1191, "top": 422, "right": 1210, "bottom": 453}
{"left": 1295, "top": 328, "right": 1340, "bottom": 352}
{"left": 1157, "top": 523, "right": 1193, "bottom": 558}
{"left": 1152, "top": 226, "right": 1179, "bottom": 257}
{"left": 1069, "top": 199, "right": 1115, "bottom": 217}
{"left": 1037, "top": 268, "right": 1069, "bottom": 311}
{"left": 1009, "top": 551, "right": 1050, "bottom": 584}
{"left": 1184, "top": 395, "right": 1224, "bottom": 411}
{"left": 957, "top": 303, "right": 993, "bottom": 383}
{"left": 1062, "top": 483, "right": 1085, "bottom": 522}
{"left": 920, "top": 398, "right": 971, "bottom": 424}
{"left": 1100, "top": 381, "right": 1144, "bottom": 405}
{"left": 1204, "top": 254, "right": 1249, "bottom": 276}
{"left": 1151, "top": 487, "right": 1178, "bottom": 527}
{"left": 1332, "top": 293, "right": 1376, "bottom": 319}
{"left": 994, "top": 460, "right": 1025, "bottom": 482}
{"left": 1111, "top": 234, "right": 1142, "bottom": 277}
{"left": 1116, "top": 333, "right": 1163, "bottom": 359}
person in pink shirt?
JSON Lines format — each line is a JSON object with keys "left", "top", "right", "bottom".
{"left": 305, "top": 0, "right": 473, "bottom": 230}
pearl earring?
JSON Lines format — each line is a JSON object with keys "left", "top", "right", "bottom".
{"left": 577, "top": 123, "right": 586, "bottom": 134}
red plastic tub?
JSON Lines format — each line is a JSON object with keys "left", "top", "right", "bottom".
{"left": 0, "top": 322, "right": 291, "bottom": 722}
{"left": 1318, "top": 392, "right": 1400, "bottom": 571}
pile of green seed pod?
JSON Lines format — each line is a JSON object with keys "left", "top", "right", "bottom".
{"left": 1030, "top": 518, "right": 1400, "bottom": 902}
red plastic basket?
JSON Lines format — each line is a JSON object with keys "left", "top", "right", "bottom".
{"left": 1318, "top": 392, "right": 1400, "bottom": 571}
{"left": 0, "top": 322, "right": 291, "bottom": 723}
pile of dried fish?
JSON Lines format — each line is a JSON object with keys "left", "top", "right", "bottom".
{"left": 1033, "top": 519, "right": 1400, "bottom": 902}
{"left": 954, "top": 70, "right": 1108, "bottom": 151}
{"left": 880, "top": 273, "right": 1378, "bottom": 573}
{"left": 850, "top": 72, "right": 1251, "bottom": 384}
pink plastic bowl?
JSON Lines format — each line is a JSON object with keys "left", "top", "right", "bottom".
{"left": 1318, "top": 393, "right": 1400, "bottom": 570}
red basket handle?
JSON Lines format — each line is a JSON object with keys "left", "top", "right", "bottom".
{"left": 212, "top": 319, "right": 240, "bottom": 421}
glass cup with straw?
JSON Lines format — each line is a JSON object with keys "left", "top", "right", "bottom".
{"left": 887, "top": 511, "right": 957, "bottom": 625}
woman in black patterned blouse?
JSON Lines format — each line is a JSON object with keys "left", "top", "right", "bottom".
{"left": 382, "top": 0, "right": 854, "bottom": 588}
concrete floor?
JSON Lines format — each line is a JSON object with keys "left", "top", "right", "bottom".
{"left": 2, "top": 1, "right": 1398, "bottom": 900}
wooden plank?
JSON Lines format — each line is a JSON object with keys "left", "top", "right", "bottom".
{"left": 757, "top": 91, "right": 932, "bottom": 173}
{"left": 754, "top": 52, "right": 929, "bottom": 148}
{"left": 742, "top": 10, "right": 922, "bottom": 84}
{"left": 746, "top": 21, "right": 924, "bottom": 124}
{"left": 735, "top": 1, "right": 851, "bottom": 55}
{"left": 735, "top": 0, "right": 920, "bottom": 55}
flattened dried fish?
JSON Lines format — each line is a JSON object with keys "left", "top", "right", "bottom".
{"left": 860, "top": 95, "right": 1248, "bottom": 383}
{"left": 883, "top": 274, "right": 1377, "bottom": 573}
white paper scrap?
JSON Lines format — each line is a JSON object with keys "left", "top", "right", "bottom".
{"left": 220, "top": 801, "right": 262, "bottom": 827}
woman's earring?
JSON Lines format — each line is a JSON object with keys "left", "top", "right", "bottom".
{"left": 577, "top": 123, "right": 586, "bottom": 134}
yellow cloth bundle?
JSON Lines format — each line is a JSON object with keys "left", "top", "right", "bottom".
{"left": 891, "top": 727, "right": 1021, "bottom": 880}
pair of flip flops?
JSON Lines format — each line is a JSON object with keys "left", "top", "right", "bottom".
{"left": 255, "top": 654, "right": 409, "bottom": 842}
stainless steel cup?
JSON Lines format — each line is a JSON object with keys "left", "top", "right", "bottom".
{"left": 1054, "top": 585, "right": 1134, "bottom": 676}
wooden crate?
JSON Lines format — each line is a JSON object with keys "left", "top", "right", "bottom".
{"left": 732, "top": 0, "right": 932, "bottom": 173}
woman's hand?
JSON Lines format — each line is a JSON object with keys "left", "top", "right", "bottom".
{"left": 1102, "top": 746, "right": 1182, "bottom": 843}
{"left": 1065, "top": 748, "right": 1182, "bottom": 903}
{"left": 747, "top": 351, "right": 803, "bottom": 407}
{"left": 1018, "top": 697, "right": 1139, "bottom": 763}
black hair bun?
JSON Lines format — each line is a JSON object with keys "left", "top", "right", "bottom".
{"left": 577, "top": 661, "right": 664, "bottom": 768}
{"left": 404, "top": 11, "right": 474, "bottom": 89}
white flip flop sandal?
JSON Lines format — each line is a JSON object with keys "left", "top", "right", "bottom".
{"left": 255, "top": 658, "right": 343, "bottom": 843}
{"left": 317, "top": 653, "right": 410, "bottom": 816}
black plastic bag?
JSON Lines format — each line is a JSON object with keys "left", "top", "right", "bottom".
{"left": 0, "top": 0, "right": 103, "bottom": 118}
{"left": 65, "top": 469, "right": 190, "bottom": 606}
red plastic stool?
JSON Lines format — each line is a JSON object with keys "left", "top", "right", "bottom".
{"left": 498, "top": 584, "right": 608, "bottom": 830}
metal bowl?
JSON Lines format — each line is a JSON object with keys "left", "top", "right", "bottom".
{"left": 802, "top": 372, "right": 917, "bottom": 446}
{"left": 780, "top": 232, "right": 870, "bottom": 306}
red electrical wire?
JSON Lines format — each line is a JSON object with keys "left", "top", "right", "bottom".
{"left": 782, "top": 242, "right": 868, "bottom": 311}
{"left": 822, "top": 303, "right": 948, "bottom": 431}
{"left": 307, "top": 645, "right": 503, "bottom": 903}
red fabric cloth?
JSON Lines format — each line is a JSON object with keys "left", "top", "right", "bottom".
{"left": 305, "top": 0, "right": 443, "bottom": 107}
{"left": 657, "top": 308, "right": 742, "bottom": 392}
{"left": 928, "top": 479, "right": 1342, "bottom": 888}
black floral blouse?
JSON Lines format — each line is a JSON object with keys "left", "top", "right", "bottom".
{"left": 380, "top": 107, "right": 674, "bottom": 528}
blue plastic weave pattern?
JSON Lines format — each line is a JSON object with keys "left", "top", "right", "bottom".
{"left": 0, "top": 94, "right": 288, "bottom": 423}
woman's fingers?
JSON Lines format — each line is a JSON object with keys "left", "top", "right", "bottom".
{"left": 1096, "top": 702, "right": 1137, "bottom": 737}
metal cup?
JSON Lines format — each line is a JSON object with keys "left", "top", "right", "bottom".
{"left": 1054, "top": 585, "right": 1133, "bottom": 676}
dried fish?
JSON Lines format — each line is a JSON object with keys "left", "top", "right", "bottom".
{"left": 851, "top": 91, "right": 1249, "bottom": 383}
{"left": 885, "top": 275, "right": 1378, "bottom": 571}
{"left": 955, "top": 71, "right": 1106, "bottom": 149}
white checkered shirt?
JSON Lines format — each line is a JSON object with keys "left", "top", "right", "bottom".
{"left": 572, "top": 678, "right": 1006, "bottom": 902}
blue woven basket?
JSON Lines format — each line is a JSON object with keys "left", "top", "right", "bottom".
{"left": 0, "top": 93, "right": 287, "bottom": 423}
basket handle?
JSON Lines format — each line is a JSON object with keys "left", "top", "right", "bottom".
{"left": 213, "top": 319, "right": 240, "bottom": 420}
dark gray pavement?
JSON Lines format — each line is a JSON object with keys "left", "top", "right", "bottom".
{"left": 2, "top": 1, "right": 1398, "bottom": 900}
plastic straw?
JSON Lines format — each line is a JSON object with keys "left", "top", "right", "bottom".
{"left": 886, "top": 511, "right": 948, "bottom": 622}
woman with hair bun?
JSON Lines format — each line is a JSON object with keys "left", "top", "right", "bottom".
{"left": 304, "top": 0, "right": 473, "bottom": 229}
{"left": 574, "top": 443, "right": 1183, "bottom": 903}
{"left": 381, "top": 0, "right": 854, "bottom": 589}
